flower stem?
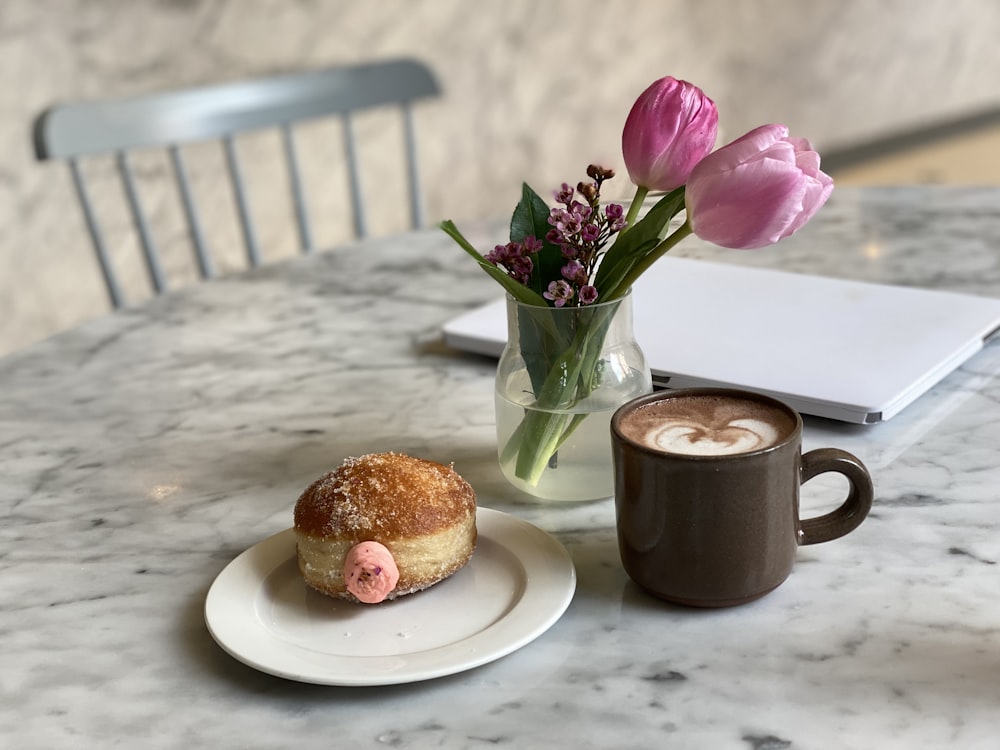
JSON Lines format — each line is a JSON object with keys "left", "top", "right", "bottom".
{"left": 607, "top": 219, "right": 693, "bottom": 299}
{"left": 505, "top": 298, "right": 622, "bottom": 486}
{"left": 620, "top": 185, "right": 649, "bottom": 235}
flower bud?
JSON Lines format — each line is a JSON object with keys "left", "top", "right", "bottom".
{"left": 622, "top": 76, "right": 719, "bottom": 191}
{"left": 587, "top": 164, "right": 615, "bottom": 181}
{"left": 577, "top": 181, "right": 599, "bottom": 202}
{"left": 684, "top": 124, "right": 834, "bottom": 249}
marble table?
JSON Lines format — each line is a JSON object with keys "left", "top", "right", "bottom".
{"left": 3, "top": 186, "right": 1000, "bottom": 749}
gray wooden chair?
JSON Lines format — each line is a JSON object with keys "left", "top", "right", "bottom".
{"left": 32, "top": 58, "right": 441, "bottom": 308}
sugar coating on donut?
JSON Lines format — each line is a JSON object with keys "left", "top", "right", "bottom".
{"left": 293, "top": 452, "right": 477, "bottom": 602}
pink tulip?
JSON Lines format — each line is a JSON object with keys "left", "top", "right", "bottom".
{"left": 622, "top": 77, "right": 719, "bottom": 192}
{"left": 684, "top": 124, "right": 834, "bottom": 249}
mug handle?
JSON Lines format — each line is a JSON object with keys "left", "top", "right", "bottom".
{"left": 798, "top": 448, "right": 874, "bottom": 545}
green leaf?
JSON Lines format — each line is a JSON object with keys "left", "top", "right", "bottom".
{"left": 510, "top": 183, "right": 563, "bottom": 298}
{"left": 439, "top": 220, "right": 548, "bottom": 306}
{"left": 594, "top": 188, "right": 687, "bottom": 298}
{"left": 510, "top": 183, "right": 551, "bottom": 242}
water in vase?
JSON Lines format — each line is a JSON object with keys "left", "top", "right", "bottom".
{"left": 495, "top": 393, "right": 620, "bottom": 502}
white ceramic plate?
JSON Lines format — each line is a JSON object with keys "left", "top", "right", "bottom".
{"left": 204, "top": 507, "right": 576, "bottom": 686}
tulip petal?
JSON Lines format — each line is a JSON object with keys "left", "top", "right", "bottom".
{"left": 795, "top": 150, "right": 821, "bottom": 175}
{"left": 622, "top": 76, "right": 719, "bottom": 191}
{"left": 691, "top": 124, "right": 789, "bottom": 179}
{"left": 685, "top": 123, "right": 833, "bottom": 250}
{"left": 687, "top": 159, "right": 807, "bottom": 249}
{"left": 786, "top": 171, "right": 834, "bottom": 235}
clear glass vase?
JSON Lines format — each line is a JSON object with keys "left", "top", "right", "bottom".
{"left": 495, "top": 292, "right": 652, "bottom": 502}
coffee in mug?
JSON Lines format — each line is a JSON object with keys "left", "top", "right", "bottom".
{"left": 616, "top": 391, "right": 796, "bottom": 456}
{"left": 611, "top": 388, "right": 873, "bottom": 607}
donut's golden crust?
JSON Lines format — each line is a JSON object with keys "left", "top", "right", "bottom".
{"left": 293, "top": 452, "right": 477, "bottom": 601}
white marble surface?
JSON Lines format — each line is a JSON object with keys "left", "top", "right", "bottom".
{"left": 3, "top": 186, "right": 1000, "bottom": 749}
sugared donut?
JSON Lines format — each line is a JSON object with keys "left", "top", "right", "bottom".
{"left": 293, "top": 452, "right": 477, "bottom": 603}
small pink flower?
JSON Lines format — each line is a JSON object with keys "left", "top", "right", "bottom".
{"left": 510, "top": 255, "right": 533, "bottom": 283}
{"left": 605, "top": 203, "right": 627, "bottom": 233}
{"left": 578, "top": 285, "right": 599, "bottom": 305}
{"left": 622, "top": 76, "right": 719, "bottom": 192}
{"left": 543, "top": 280, "right": 574, "bottom": 307}
{"left": 570, "top": 201, "right": 593, "bottom": 222}
{"left": 485, "top": 244, "right": 509, "bottom": 265}
{"left": 523, "top": 235, "right": 543, "bottom": 253}
{"left": 554, "top": 183, "right": 575, "bottom": 204}
{"left": 561, "top": 260, "right": 587, "bottom": 284}
{"left": 684, "top": 124, "right": 834, "bottom": 249}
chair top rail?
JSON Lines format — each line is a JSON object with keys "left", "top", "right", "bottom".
{"left": 33, "top": 58, "right": 440, "bottom": 159}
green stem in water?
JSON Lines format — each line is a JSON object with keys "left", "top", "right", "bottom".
{"left": 507, "top": 300, "right": 622, "bottom": 486}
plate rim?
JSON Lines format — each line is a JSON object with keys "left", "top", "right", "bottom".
{"left": 204, "top": 507, "right": 576, "bottom": 686}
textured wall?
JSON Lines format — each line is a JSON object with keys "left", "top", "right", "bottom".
{"left": 4, "top": 0, "right": 1000, "bottom": 356}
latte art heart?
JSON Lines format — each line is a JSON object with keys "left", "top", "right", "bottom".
{"left": 617, "top": 394, "right": 796, "bottom": 457}
{"left": 648, "top": 418, "right": 781, "bottom": 455}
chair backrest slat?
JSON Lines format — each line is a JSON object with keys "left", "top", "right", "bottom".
{"left": 69, "top": 158, "right": 124, "bottom": 308}
{"left": 402, "top": 103, "right": 424, "bottom": 228}
{"left": 33, "top": 59, "right": 441, "bottom": 308}
{"left": 223, "top": 135, "right": 262, "bottom": 267}
{"left": 342, "top": 111, "right": 367, "bottom": 239}
{"left": 281, "top": 123, "right": 313, "bottom": 254}
{"left": 169, "top": 145, "right": 215, "bottom": 279}
{"left": 116, "top": 151, "right": 167, "bottom": 294}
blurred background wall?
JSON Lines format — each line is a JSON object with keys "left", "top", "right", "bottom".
{"left": 4, "top": 0, "right": 1000, "bottom": 357}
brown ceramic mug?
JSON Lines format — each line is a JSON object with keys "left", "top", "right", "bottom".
{"left": 611, "top": 388, "right": 873, "bottom": 607}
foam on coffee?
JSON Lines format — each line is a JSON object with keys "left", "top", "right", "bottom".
{"left": 618, "top": 393, "right": 796, "bottom": 456}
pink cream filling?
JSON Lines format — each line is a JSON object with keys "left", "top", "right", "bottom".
{"left": 343, "top": 541, "right": 400, "bottom": 604}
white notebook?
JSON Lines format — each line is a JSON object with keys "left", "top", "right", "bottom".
{"left": 442, "top": 257, "right": 1000, "bottom": 424}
